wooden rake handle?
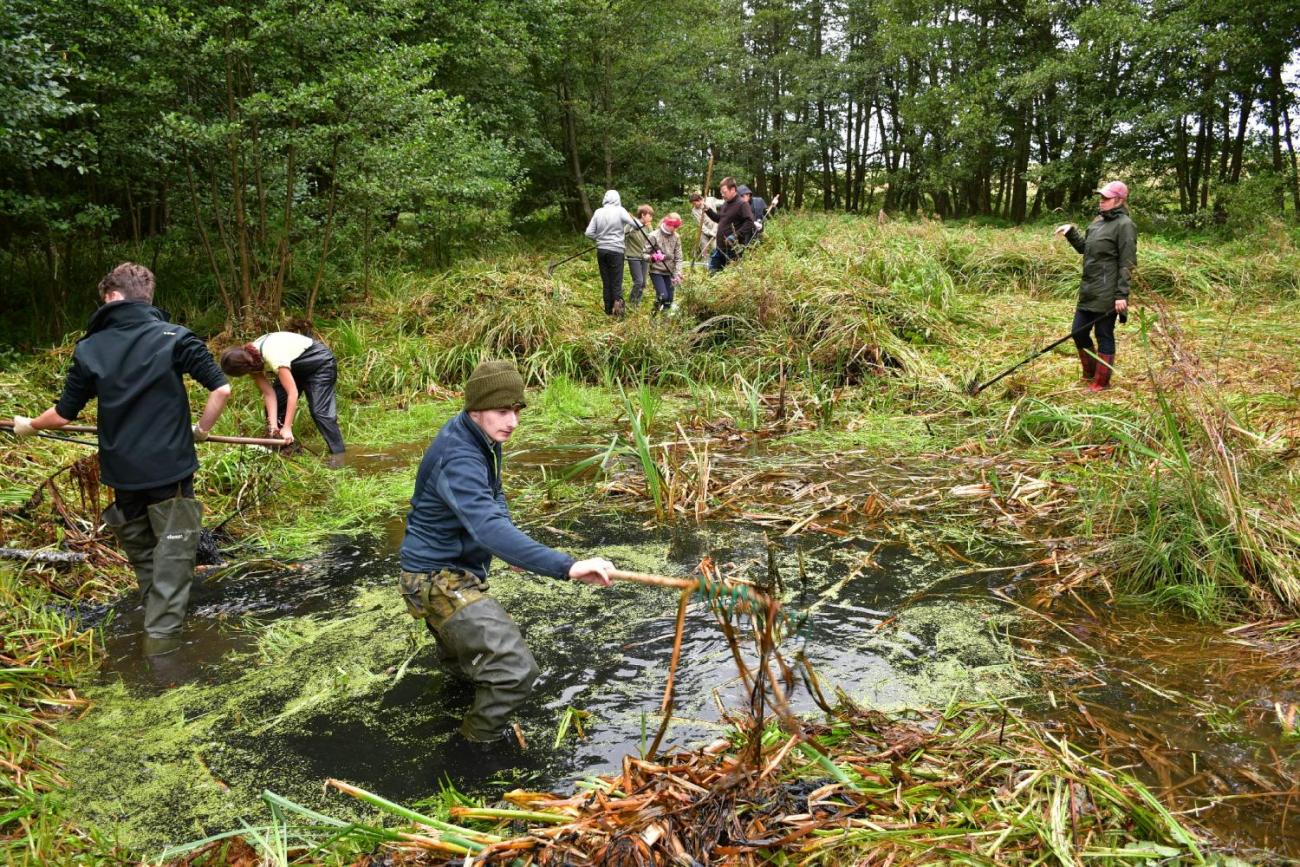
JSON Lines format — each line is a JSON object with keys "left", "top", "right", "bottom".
{"left": 1, "top": 418, "right": 286, "bottom": 448}
{"left": 609, "top": 569, "right": 699, "bottom": 591}
{"left": 608, "top": 568, "right": 781, "bottom": 611}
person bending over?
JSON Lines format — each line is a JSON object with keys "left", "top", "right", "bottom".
{"left": 219, "top": 331, "right": 346, "bottom": 462}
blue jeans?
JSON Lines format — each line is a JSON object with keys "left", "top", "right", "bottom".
{"left": 650, "top": 272, "right": 674, "bottom": 312}
{"left": 708, "top": 246, "right": 735, "bottom": 273}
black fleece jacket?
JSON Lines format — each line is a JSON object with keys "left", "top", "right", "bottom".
{"left": 705, "top": 196, "right": 756, "bottom": 251}
{"left": 55, "top": 301, "right": 227, "bottom": 490}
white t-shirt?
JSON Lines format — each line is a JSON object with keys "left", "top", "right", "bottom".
{"left": 254, "top": 332, "right": 313, "bottom": 371}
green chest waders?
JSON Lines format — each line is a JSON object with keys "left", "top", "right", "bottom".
{"left": 103, "top": 496, "right": 204, "bottom": 655}
{"left": 399, "top": 569, "right": 540, "bottom": 742}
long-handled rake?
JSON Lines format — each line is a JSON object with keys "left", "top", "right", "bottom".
{"left": 965, "top": 311, "right": 1123, "bottom": 396}
{"left": 2, "top": 418, "right": 287, "bottom": 448}
{"left": 546, "top": 245, "right": 596, "bottom": 277}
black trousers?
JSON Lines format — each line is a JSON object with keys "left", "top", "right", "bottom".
{"left": 597, "top": 249, "right": 625, "bottom": 314}
{"left": 114, "top": 476, "right": 196, "bottom": 521}
{"left": 1071, "top": 308, "right": 1118, "bottom": 356}
{"left": 274, "top": 341, "right": 346, "bottom": 454}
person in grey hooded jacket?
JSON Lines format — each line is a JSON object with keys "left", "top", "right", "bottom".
{"left": 584, "top": 190, "right": 638, "bottom": 316}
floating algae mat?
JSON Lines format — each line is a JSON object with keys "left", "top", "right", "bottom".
{"left": 54, "top": 517, "right": 1022, "bottom": 854}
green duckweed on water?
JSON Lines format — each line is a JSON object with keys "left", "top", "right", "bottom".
{"left": 51, "top": 529, "right": 1025, "bottom": 856}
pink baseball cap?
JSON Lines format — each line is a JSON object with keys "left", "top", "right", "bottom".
{"left": 1096, "top": 181, "right": 1129, "bottom": 200}
{"left": 662, "top": 216, "right": 682, "bottom": 229}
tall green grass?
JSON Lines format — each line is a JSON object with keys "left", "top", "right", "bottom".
{"left": 0, "top": 567, "right": 121, "bottom": 864}
{"left": 1008, "top": 310, "right": 1300, "bottom": 618}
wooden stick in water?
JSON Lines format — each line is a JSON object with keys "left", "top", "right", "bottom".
{"left": 1, "top": 418, "right": 285, "bottom": 448}
{"left": 647, "top": 588, "right": 691, "bottom": 760}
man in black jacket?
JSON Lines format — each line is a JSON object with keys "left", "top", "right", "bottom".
{"left": 706, "top": 177, "right": 756, "bottom": 273}
{"left": 12, "top": 263, "right": 232, "bottom": 656}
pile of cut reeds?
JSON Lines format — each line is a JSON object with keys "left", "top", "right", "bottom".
{"left": 316, "top": 698, "right": 1207, "bottom": 865}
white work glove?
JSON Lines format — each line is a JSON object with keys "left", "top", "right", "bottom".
{"left": 192, "top": 423, "right": 210, "bottom": 442}
{"left": 11, "top": 415, "right": 36, "bottom": 439}
{"left": 1053, "top": 223, "right": 1075, "bottom": 236}
{"left": 755, "top": 220, "right": 763, "bottom": 231}
{"left": 569, "top": 557, "right": 615, "bottom": 586}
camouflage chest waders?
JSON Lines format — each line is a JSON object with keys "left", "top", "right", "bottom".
{"left": 400, "top": 569, "right": 540, "bottom": 742}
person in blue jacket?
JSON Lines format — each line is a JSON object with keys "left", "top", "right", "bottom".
{"left": 398, "top": 360, "right": 616, "bottom": 747}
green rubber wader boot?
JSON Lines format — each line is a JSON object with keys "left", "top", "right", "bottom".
{"left": 143, "top": 496, "right": 203, "bottom": 640}
{"left": 442, "top": 598, "right": 540, "bottom": 742}
{"left": 398, "top": 569, "right": 539, "bottom": 741}
{"left": 142, "top": 634, "right": 184, "bottom": 657}
{"left": 103, "top": 503, "right": 158, "bottom": 612}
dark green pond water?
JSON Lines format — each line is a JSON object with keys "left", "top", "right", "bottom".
{"left": 57, "top": 444, "right": 1299, "bottom": 861}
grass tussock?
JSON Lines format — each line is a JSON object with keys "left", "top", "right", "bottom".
{"left": 1099, "top": 306, "right": 1300, "bottom": 617}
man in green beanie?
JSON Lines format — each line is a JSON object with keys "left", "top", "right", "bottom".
{"left": 398, "top": 360, "right": 616, "bottom": 748}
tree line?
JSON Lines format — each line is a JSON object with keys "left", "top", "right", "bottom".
{"left": 1, "top": 0, "right": 1296, "bottom": 336}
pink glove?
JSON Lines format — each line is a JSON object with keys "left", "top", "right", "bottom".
{"left": 671, "top": 274, "right": 682, "bottom": 286}
{"left": 650, "top": 250, "right": 665, "bottom": 263}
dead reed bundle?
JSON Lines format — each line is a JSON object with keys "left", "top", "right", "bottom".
{"left": 350, "top": 696, "right": 1207, "bottom": 865}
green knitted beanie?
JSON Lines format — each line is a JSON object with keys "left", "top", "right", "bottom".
{"left": 464, "top": 360, "right": 527, "bottom": 411}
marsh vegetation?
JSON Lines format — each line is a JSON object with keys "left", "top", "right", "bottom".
{"left": 2, "top": 215, "right": 1299, "bottom": 863}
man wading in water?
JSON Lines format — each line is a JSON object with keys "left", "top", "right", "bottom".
{"left": 398, "top": 360, "right": 617, "bottom": 751}
{"left": 10, "top": 263, "right": 232, "bottom": 661}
